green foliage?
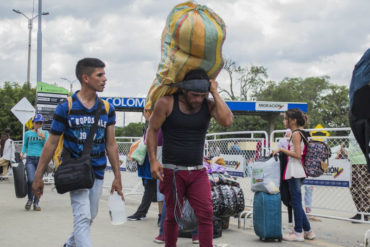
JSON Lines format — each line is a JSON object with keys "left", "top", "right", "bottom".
{"left": 216, "top": 59, "right": 349, "bottom": 131}
{"left": 115, "top": 122, "right": 145, "bottom": 137}
{"left": 208, "top": 115, "right": 269, "bottom": 133}
{"left": 0, "top": 82, "right": 36, "bottom": 140}
{"left": 310, "top": 85, "right": 349, "bottom": 127}
{"left": 255, "top": 77, "right": 349, "bottom": 128}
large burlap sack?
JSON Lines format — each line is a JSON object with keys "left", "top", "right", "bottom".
{"left": 145, "top": 1, "right": 226, "bottom": 111}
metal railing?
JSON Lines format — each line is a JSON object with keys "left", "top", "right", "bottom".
{"left": 12, "top": 130, "right": 369, "bottom": 224}
{"left": 270, "top": 128, "right": 369, "bottom": 223}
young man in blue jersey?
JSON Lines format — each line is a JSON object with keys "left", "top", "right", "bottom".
{"left": 32, "top": 58, "right": 123, "bottom": 247}
{"left": 147, "top": 69, "right": 233, "bottom": 247}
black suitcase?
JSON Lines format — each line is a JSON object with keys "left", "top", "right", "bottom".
{"left": 13, "top": 153, "right": 28, "bottom": 198}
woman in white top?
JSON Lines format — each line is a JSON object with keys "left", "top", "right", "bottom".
{"left": 272, "top": 109, "right": 315, "bottom": 242}
{"left": 0, "top": 132, "right": 14, "bottom": 177}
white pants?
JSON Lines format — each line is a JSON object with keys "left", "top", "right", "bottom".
{"left": 64, "top": 179, "right": 103, "bottom": 247}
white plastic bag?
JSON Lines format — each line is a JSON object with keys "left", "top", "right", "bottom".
{"left": 108, "top": 191, "right": 127, "bottom": 225}
{"left": 250, "top": 156, "right": 280, "bottom": 194}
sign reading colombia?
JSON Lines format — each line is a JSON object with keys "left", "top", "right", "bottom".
{"left": 102, "top": 97, "right": 146, "bottom": 109}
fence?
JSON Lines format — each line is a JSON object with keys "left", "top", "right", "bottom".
{"left": 112, "top": 128, "right": 368, "bottom": 223}
{"left": 270, "top": 128, "right": 368, "bottom": 223}
{"left": 204, "top": 131, "right": 268, "bottom": 206}
{"left": 116, "top": 136, "right": 141, "bottom": 173}
{"left": 12, "top": 129, "right": 369, "bottom": 223}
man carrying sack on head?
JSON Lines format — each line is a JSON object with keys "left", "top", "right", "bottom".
{"left": 147, "top": 69, "right": 233, "bottom": 247}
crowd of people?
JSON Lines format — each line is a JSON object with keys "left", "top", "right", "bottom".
{"left": 0, "top": 58, "right": 367, "bottom": 247}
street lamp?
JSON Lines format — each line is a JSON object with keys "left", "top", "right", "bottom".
{"left": 60, "top": 77, "right": 77, "bottom": 94}
{"left": 12, "top": 8, "right": 49, "bottom": 87}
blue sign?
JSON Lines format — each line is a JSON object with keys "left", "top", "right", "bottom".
{"left": 101, "top": 97, "right": 307, "bottom": 113}
{"left": 304, "top": 179, "right": 349, "bottom": 188}
{"left": 102, "top": 97, "right": 146, "bottom": 109}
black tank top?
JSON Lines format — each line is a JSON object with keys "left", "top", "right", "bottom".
{"left": 162, "top": 94, "right": 211, "bottom": 166}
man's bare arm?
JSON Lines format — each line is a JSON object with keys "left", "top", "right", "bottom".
{"left": 106, "top": 125, "right": 124, "bottom": 199}
{"left": 147, "top": 97, "right": 170, "bottom": 181}
{"left": 208, "top": 79, "right": 233, "bottom": 127}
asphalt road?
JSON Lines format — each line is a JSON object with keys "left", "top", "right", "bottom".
{"left": 0, "top": 176, "right": 368, "bottom": 247}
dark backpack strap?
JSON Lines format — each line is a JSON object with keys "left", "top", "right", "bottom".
{"left": 60, "top": 96, "right": 75, "bottom": 162}
{"left": 292, "top": 129, "right": 309, "bottom": 145}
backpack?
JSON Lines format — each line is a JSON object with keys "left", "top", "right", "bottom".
{"left": 349, "top": 48, "right": 370, "bottom": 118}
{"left": 52, "top": 97, "right": 110, "bottom": 167}
{"left": 349, "top": 48, "right": 370, "bottom": 172}
{"left": 297, "top": 130, "right": 331, "bottom": 177}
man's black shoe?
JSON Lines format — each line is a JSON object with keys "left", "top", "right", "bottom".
{"left": 127, "top": 214, "right": 146, "bottom": 221}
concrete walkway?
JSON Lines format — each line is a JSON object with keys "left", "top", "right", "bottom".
{"left": 0, "top": 177, "right": 368, "bottom": 247}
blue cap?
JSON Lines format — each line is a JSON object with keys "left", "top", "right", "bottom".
{"left": 33, "top": 114, "right": 44, "bottom": 122}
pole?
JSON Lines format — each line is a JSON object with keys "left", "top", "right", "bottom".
{"left": 27, "top": 19, "right": 32, "bottom": 87}
{"left": 60, "top": 78, "right": 74, "bottom": 94}
{"left": 22, "top": 124, "right": 25, "bottom": 142}
{"left": 36, "top": 0, "right": 42, "bottom": 83}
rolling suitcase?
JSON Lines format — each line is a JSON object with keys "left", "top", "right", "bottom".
{"left": 253, "top": 191, "right": 282, "bottom": 241}
{"left": 13, "top": 153, "right": 28, "bottom": 198}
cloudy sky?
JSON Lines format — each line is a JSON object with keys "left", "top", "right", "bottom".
{"left": 1, "top": 0, "right": 369, "bottom": 125}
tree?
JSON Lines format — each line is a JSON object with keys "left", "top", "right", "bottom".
{"left": 310, "top": 85, "right": 349, "bottom": 127}
{"left": 0, "top": 82, "right": 36, "bottom": 140}
{"left": 215, "top": 58, "right": 350, "bottom": 132}
{"left": 207, "top": 59, "right": 271, "bottom": 133}
{"left": 255, "top": 77, "right": 349, "bottom": 128}
{"left": 219, "top": 59, "right": 269, "bottom": 101}
{"left": 208, "top": 115, "right": 269, "bottom": 133}
{"left": 115, "top": 122, "right": 145, "bottom": 137}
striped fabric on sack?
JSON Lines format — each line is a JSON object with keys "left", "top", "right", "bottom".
{"left": 145, "top": 1, "right": 226, "bottom": 112}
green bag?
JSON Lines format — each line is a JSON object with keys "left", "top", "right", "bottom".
{"left": 131, "top": 138, "right": 147, "bottom": 165}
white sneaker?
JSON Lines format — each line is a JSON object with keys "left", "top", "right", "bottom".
{"left": 283, "top": 231, "right": 304, "bottom": 241}
{"left": 304, "top": 230, "right": 316, "bottom": 240}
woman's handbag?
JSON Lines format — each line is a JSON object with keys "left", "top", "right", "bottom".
{"left": 54, "top": 101, "right": 102, "bottom": 194}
